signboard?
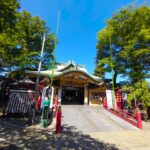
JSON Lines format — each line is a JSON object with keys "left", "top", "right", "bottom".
{"left": 106, "top": 90, "right": 113, "bottom": 109}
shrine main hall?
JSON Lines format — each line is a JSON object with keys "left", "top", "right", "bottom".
{"left": 27, "top": 60, "right": 108, "bottom": 105}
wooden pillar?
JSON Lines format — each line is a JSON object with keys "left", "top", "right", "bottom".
{"left": 84, "top": 85, "right": 88, "bottom": 105}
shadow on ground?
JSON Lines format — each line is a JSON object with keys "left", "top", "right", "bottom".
{"left": 0, "top": 117, "right": 120, "bottom": 150}
{"left": 0, "top": 113, "right": 42, "bottom": 127}
{"left": 0, "top": 117, "right": 54, "bottom": 150}
{"left": 54, "top": 124, "right": 119, "bottom": 150}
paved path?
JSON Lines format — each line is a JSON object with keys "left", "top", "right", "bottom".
{"left": 54, "top": 105, "right": 150, "bottom": 150}
{"left": 61, "top": 105, "right": 137, "bottom": 133}
{"left": 1, "top": 106, "right": 150, "bottom": 150}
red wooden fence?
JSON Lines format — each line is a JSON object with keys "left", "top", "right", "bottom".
{"left": 103, "top": 100, "right": 142, "bottom": 129}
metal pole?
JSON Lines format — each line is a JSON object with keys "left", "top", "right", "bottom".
{"left": 35, "top": 34, "right": 46, "bottom": 90}
{"left": 31, "top": 34, "right": 46, "bottom": 124}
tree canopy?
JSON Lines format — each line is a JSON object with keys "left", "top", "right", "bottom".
{"left": 0, "top": 1, "right": 55, "bottom": 78}
{"left": 13, "top": 10, "right": 55, "bottom": 70}
{"left": 95, "top": 5, "right": 150, "bottom": 85}
{"left": 0, "top": 0, "right": 20, "bottom": 69}
{"left": 0, "top": 0, "right": 19, "bottom": 32}
{"left": 123, "top": 80, "right": 150, "bottom": 109}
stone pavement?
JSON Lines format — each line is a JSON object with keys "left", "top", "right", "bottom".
{"left": 88, "top": 129, "right": 150, "bottom": 150}
{"left": 142, "top": 120, "right": 150, "bottom": 130}
{"left": 53, "top": 125, "right": 150, "bottom": 150}
{"left": 54, "top": 105, "right": 150, "bottom": 150}
{"left": 0, "top": 108, "right": 150, "bottom": 150}
{"left": 61, "top": 105, "right": 137, "bottom": 133}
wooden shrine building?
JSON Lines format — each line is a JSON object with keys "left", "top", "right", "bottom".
{"left": 27, "top": 60, "right": 108, "bottom": 105}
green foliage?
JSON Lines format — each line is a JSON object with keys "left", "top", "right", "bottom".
{"left": 0, "top": 1, "right": 55, "bottom": 77}
{"left": 0, "top": 0, "right": 20, "bottom": 72}
{"left": 0, "top": 0, "right": 20, "bottom": 32}
{"left": 123, "top": 81, "right": 150, "bottom": 108}
{"left": 93, "top": 64, "right": 105, "bottom": 78}
{"left": 13, "top": 10, "right": 55, "bottom": 70}
{"left": 95, "top": 5, "right": 150, "bottom": 84}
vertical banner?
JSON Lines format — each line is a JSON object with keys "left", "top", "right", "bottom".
{"left": 50, "top": 87, "right": 54, "bottom": 108}
{"left": 106, "top": 90, "right": 113, "bottom": 109}
{"left": 58, "top": 87, "right": 62, "bottom": 104}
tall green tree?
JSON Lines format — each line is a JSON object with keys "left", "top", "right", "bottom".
{"left": 0, "top": 1, "right": 55, "bottom": 77}
{"left": 123, "top": 80, "right": 150, "bottom": 119}
{"left": 95, "top": 5, "right": 150, "bottom": 85}
{"left": 13, "top": 10, "right": 55, "bottom": 70}
{"left": 0, "top": 0, "right": 20, "bottom": 32}
{"left": 0, "top": 0, "right": 20, "bottom": 70}
{"left": 124, "top": 81, "right": 150, "bottom": 108}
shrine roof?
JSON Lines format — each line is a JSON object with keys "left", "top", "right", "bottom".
{"left": 26, "top": 60, "right": 101, "bottom": 82}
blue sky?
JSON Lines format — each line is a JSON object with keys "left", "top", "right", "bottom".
{"left": 21, "top": 0, "right": 149, "bottom": 82}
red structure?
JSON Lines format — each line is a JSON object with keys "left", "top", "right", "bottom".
{"left": 115, "top": 89, "right": 122, "bottom": 110}
{"left": 103, "top": 98, "right": 107, "bottom": 109}
{"left": 54, "top": 97, "right": 58, "bottom": 113}
{"left": 103, "top": 101, "right": 143, "bottom": 129}
{"left": 136, "top": 108, "right": 143, "bottom": 129}
{"left": 36, "top": 96, "right": 41, "bottom": 110}
{"left": 55, "top": 106, "right": 62, "bottom": 134}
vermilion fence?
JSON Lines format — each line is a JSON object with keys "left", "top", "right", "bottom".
{"left": 103, "top": 100, "right": 142, "bottom": 129}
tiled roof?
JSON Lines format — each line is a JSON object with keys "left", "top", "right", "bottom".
{"left": 26, "top": 60, "right": 101, "bottom": 82}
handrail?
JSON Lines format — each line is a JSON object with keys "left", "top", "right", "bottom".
{"left": 104, "top": 104, "right": 138, "bottom": 127}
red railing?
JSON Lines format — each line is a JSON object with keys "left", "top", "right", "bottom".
{"left": 103, "top": 100, "right": 142, "bottom": 129}
{"left": 54, "top": 97, "right": 62, "bottom": 134}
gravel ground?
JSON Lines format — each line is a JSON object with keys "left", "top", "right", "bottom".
{"left": 0, "top": 116, "right": 55, "bottom": 150}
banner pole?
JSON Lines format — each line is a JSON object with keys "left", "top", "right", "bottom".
{"left": 51, "top": 10, "right": 60, "bottom": 86}
{"left": 32, "top": 34, "right": 46, "bottom": 124}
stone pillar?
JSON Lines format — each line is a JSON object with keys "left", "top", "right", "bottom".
{"left": 84, "top": 85, "right": 88, "bottom": 105}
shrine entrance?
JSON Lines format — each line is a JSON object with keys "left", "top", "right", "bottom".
{"left": 61, "top": 86, "right": 84, "bottom": 105}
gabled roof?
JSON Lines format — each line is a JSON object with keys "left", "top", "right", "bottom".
{"left": 55, "top": 60, "right": 87, "bottom": 72}
{"left": 26, "top": 60, "right": 102, "bottom": 83}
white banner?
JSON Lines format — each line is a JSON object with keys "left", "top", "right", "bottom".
{"left": 106, "top": 90, "right": 113, "bottom": 109}
{"left": 58, "top": 87, "right": 62, "bottom": 103}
